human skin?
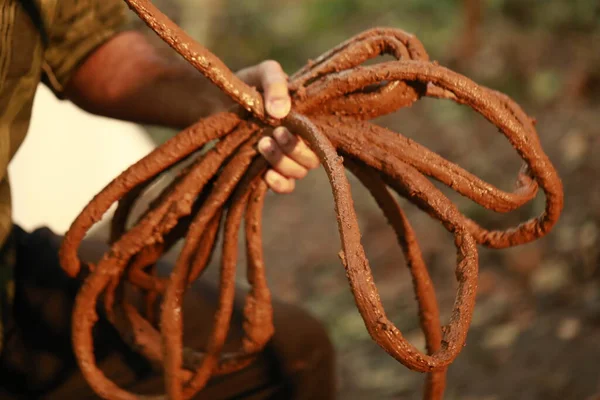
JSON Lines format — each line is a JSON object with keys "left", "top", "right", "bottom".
{"left": 64, "top": 31, "right": 319, "bottom": 193}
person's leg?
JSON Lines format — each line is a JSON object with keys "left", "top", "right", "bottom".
{"left": 0, "top": 226, "right": 336, "bottom": 399}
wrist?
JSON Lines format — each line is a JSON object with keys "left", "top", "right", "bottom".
{"left": 155, "top": 60, "right": 229, "bottom": 128}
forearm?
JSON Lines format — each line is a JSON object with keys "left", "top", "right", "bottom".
{"left": 64, "top": 31, "right": 231, "bottom": 130}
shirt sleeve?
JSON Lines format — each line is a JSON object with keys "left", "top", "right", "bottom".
{"left": 40, "top": 0, "right": 128, "bottom": 97}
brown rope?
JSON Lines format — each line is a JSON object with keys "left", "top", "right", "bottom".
{"left": 59, "top": 1, "right": 564, "bottom": 399}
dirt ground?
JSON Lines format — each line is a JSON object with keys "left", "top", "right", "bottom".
{"left": 127, "top": 1, "right": 600, "bottom": 398}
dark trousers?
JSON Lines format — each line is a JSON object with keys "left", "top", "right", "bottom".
{"left": 0, "top": 226, "right": 336, "bottom": 399}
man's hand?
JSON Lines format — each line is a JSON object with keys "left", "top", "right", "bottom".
{"left": 237, "top": 61, "right": 319, "bottom": 194}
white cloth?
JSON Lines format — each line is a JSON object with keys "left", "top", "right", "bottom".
{"left": 9, "top": 84, "right": 156, "bottom": 238}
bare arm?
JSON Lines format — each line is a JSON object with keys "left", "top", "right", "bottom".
{"left": 64, "top": 31, "right": 231, "bottom": 130}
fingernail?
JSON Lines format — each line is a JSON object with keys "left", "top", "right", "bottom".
{"left": 267, "top": 98, "right": 290, "bottom": 119}
{"left": 258, "top": 138, "right": 275, "bottom": 154}
{"left": 273, "top": 127, "right": 290, "bottom": 146}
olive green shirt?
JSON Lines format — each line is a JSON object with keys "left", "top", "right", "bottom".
{"left": 0, "top": 0, "right": 126, "bottom": 351}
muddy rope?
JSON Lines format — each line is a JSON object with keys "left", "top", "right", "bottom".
{"left": 58, "top": 1, "right": 564, "bottom": 399}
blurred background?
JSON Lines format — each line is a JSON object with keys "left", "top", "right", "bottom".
{"left": 10, "top": 0, "right": 600, "bottom": 399}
